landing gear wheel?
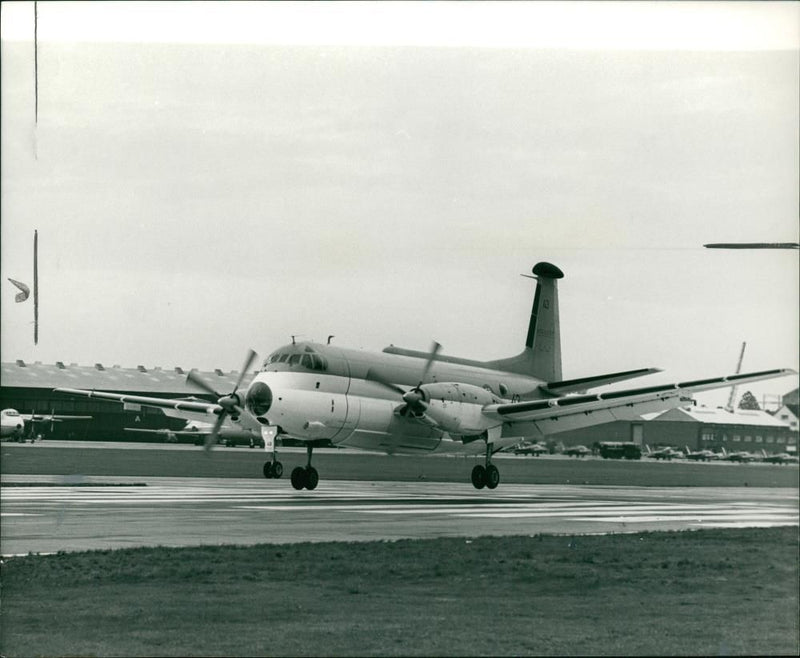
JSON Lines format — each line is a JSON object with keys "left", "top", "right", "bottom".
{"left": 263, "top": 462, "right": 274, "bottom": 479}
{"left": 272, "top": 461, "right": 283, "bottom": 479}
{"left": 485, "top": 464, "right": 500, "bottom": 489}
{"left": 305, "top": 466, "right": 319, "bottom": 490}
{"left": 471, "top": 464, "right": 487, "bottom": 489}
{"left": 291, "top": 466, "right": 307, "bottom": 490}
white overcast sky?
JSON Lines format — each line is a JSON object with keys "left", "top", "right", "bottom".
{"left": 1, "top": 1, "right": 798, "bottom": 408}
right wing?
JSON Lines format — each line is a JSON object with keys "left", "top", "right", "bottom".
{"left": 54, "top": 388, "right": 230, "bottom": 426}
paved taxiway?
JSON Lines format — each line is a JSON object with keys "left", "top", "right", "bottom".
{"left": 2, "top": 475, "right": 797, "bottom": 556}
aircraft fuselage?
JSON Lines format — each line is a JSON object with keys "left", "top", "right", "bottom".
{"left": 246, "top": 341, "right": 543, "bottom": 454}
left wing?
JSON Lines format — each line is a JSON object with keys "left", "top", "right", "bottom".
{"left": 484, "top": 368, "right": 795, "bottom": 435}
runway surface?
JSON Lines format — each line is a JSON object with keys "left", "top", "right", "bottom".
{"left": 2, "top": 475, "right": 797, "bottom": 556}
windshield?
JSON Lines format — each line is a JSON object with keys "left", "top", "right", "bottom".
{"left": 262, "top": 344, "right": 328, "bottom": 372}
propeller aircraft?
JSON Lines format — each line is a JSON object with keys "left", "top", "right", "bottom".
{"left": 683, "top": 446, "right": 721, "bottom": 461}
{"left": 761, "top": 451, "right": 799, "bottom": 465}
{"left": 644, "top": 445, "right": 684, "bottom": 460}
{"left": 124, "top": 419, "right": 261, "bottom": 447}
{"left": 0, "top": 408, "right": 92, "bottom": 442}
{"left": 56, "top": 262, "right": 794, "bottom": 490}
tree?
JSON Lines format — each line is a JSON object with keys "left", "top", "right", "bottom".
{"left": 738, "top": 391, "right": 761, "bottom": 410}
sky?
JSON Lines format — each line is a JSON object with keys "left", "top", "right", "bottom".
{"left": 1, "top": 1, "right": 798, "bottom": 409}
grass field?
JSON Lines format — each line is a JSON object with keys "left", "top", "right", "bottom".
{"left": 2, "top": 527, "right": 798, "bottom": 656}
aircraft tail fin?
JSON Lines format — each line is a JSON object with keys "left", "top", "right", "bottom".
{"left": 485, "top": 262, "right": 563, "bottom": 381}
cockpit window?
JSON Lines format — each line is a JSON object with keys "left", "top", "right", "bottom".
{"left": 5, "top": 410, "right": 20, "bottom": 416}
{"left": 264, "top": 345, "right": 328, "bottom": 372}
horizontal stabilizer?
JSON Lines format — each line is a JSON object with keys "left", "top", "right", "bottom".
{"left": 543, "top": 368, "right": 662, "bottom": 394}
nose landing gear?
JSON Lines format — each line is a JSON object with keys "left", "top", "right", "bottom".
{"left": 261, "top": 425, "right": 283, "bottom": 479}
{"left": 263, "top": 460, "right": 284, "bottom": 479}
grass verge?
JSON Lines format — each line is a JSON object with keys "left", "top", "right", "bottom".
{"left": 1, "top": 528, "right": 798, "bottom": 656}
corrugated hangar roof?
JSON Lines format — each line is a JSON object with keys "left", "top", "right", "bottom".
{"left": 0, "top": 361, "right": 255, "bottom": 395}
{"left": 647, "top": 406, "right": 792, "bottom": 428}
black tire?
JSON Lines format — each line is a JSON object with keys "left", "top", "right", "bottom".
{"left": 263, "top": 462, "right": 273, "bottom": 479}
{"left": 305, "top": 466, "right": 319, "bottom": 491}
{"left": 471, "top": 465, "right": 486, "bottom": 489}
{"left": 291, "top": 466, "right": 306, "bottom": 490}
{"left": 485, "top": 464, "right": 500, "bottom": 489}
{"left": 272, "top": 461, "right": 284, "bottom": 479}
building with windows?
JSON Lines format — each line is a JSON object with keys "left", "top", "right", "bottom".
{"left": 641, "top": 406, "right": 797, "bottom": 454}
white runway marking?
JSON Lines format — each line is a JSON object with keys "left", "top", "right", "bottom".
{"left": 2, "top": 478, "right": 797, "bottom": 555}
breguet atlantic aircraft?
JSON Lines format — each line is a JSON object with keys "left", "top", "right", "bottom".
{"left": 57, "top": 262, "right": 794, "bottom": 490}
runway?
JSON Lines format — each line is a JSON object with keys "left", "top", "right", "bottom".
{"left": 2, "top": 475, "right": 797, "bottom": 556}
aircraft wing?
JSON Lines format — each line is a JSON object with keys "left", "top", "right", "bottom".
{"left": 21, "top": 413, "right": 93, "bottom": 422}
{"left": 124, "top": 428, "right": 184, "bottom": 435}
{"left": 484, "top": 368, "right": 795, "bottom": 435}
{"left": 54, "top": 388, "right": 227, "bottom": 425}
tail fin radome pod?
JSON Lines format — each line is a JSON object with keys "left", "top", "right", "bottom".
{"left": 486, "top": 262, "right": 564, "bottom": 381}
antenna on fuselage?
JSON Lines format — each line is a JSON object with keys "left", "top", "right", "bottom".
{"left": 327, "top": 335, "right": 335, "bottom": 345}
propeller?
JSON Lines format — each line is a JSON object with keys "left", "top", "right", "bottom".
{"left": 366, "top": 341, "right": 441, "bottom": 416}
{"left": 187, "top": 349, "right": 258, "bottom": 452}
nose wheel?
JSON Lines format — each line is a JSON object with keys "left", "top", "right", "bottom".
{"left": 263, "top": 460, "right": 284, "bottom": 479}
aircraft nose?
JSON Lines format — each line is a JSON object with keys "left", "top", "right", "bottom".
{"left": 246, "top": 381, "right": 273, "bottom": 417}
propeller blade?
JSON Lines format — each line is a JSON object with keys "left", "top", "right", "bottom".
{"left": 204, "top": 412, "right": 226, "bottom": 453}
{"left": 418, "top": 341, "right": 442, "bottom": 386}
{"left": 232, "top": 349, "right": 258, "bottom": 394}
{"left": 365, "top": 368, "right": 407, "bottom": 396}
{"left": 186, "top": 370, "right": 221, "bottom": 398}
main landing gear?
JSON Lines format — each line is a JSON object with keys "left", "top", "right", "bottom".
{"left": 471, "top": 440, "right": 500, "bottom": 490}
{"left": 291, "top": 443, "right": 319, "bottom": 491}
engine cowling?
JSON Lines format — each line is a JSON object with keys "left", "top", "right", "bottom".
{"left": 411, "top": 382, "right": 501, "bottom": 435}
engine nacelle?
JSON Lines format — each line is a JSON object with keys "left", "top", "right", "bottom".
{"left": 417, "top": 382, "right": 501, "bottom": 406}
{"left": 415, "top": 382, "right": 501, "bottom": 435}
